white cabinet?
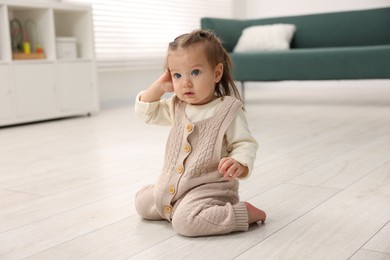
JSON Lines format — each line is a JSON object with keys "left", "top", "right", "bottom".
{"left": 0, "top": 65, "right": 13, "bottom": 120}
{"left": 0, "top": 4, "right": 11, "bottom": 61}
{"left": 0, "top": 0, "right": 99, "bottom": 127}
{"left": 13, "top": 63, "right": 56, "bottom": 117}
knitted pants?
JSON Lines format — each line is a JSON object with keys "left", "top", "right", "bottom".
{"left": 135, "top": 182, "right": 249, "bottom": 237}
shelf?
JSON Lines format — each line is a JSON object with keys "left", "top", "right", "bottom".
{"left": 56, "top": 58, "right": 93, "bottom": 63}
{"left": 54, "top": 9, "right": 93, "bottom": 60}
{"left": 12, "top": 58, "right": 54, "bottom": 65}
{"left": 12, "top": 52, "right": 45, "bottom": 59}
{"left": 8, "top": 5, "right": 55, "bottom": 61}
{"left": 0, "top": 0, "right": 99, "bottom": 127}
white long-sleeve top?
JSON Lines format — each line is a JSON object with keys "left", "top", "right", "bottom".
{"left": 135, "top": 92, "right": 258, "bottom": 178}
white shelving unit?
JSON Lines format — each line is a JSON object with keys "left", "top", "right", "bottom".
{"left": 0, "top": 0, "right": 99, "bottom": 127}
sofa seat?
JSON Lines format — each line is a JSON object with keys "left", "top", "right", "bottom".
{"left": 230, "top": 45, "right": 390, "bottom": 81}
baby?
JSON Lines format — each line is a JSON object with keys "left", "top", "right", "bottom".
{"left": 134, "top": 29, "right": 266, "bottom": 237}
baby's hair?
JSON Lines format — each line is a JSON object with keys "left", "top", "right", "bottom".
{"left": 166, "top": 29, "right": 242, "bottom": 103}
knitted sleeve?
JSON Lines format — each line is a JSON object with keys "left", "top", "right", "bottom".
{"left": 134, "top": 91, "right": 176, "bottom": 126}
{"left": 225, "top": 108, "right": 258, "bottom": 179}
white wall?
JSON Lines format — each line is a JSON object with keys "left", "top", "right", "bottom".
{"left": 98, "top": 68, "right": 163, "bottom": 108}
{"left": 239, "top": 0, "right": 390, "bottom": 18}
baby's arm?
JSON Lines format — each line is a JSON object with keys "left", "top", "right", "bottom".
{"left": 140, "top": 70, "right": 174, "bottom": 102}
{"left": 222, "top": 109, "right": 258, "bottom": 180}
{"left": 135, "top": 70, "right": 176, "bottom": 125}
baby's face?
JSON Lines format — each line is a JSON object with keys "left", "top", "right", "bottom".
{"left": 168, "top": 44, "right": 223, "bottom": 105}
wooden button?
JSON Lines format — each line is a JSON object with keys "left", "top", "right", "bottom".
{"left": 164, "top": 206, "right": 172, "bottom": 213}
{"left": 168, "top": 186, "right": 175, "bottom": 194}
{"left": 184, "top": 144, "right": 191, "bottom": 153}
{"left": 186, "top": 124, "right": 193, "bottom": 132}
{"left": 177, "top": 165, "right": 184, "bottom": 173}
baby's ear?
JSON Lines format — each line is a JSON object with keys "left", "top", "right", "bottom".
{"left": 215, "top": 63, "right": 224, "bottom": 82}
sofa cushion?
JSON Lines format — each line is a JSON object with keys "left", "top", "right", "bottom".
{"left": 233, "top": 24, "right": 296, "bottom": 52}
{"left": 230, "top": 45, "right": 390, "bottom": 81}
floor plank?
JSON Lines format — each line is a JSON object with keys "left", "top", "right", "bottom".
{"left": 289, "top": 134, "right": 390, "bottom": 189}
{"left": 0, "top": 170, "right": 154, "bottom": 233}
{"left": 0, "top": 190, "right": 136, "bottom": 259}
{"left": 363, "top": 221, "right": 390, "bottom": 254}
{"left": 236, "top": 161, "right": 390, "bottom": 260}
{"left": 350, "top": 250, "right": 390, "bottom": 260}
{"left": 24, "top": 216, "right": 176, "bottom": 260}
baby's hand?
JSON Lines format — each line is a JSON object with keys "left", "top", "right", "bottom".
{"left": 158, "top": 69, "right": 174, "bottom": 93}
{"left": 218, "top": 157, "right": 248, "bottom": 181}
{"left": 140, "top": 69, "right": 174, "bottom": 102}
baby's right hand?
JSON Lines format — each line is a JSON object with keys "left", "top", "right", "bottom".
{"left": 158, "top": 69, "right": 174, "bottom": 93}
{"left": 140, "top": 69, "right": 174, "bottom": 102}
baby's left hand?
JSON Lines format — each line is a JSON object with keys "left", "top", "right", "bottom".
{"left": 218, "top": 157, "right": 248, "bottom": 181}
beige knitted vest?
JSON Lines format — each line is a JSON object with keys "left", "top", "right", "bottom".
{"left": 153, "top": 96, "right": 243, "bottom": 220}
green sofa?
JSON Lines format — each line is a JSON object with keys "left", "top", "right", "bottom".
{"left": 201, "top": 7, "right": 390, "bottom": 93}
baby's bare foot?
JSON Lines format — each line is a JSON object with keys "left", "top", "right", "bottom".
{"left": 244, "top": 202, "right": 266, "bottom": 224}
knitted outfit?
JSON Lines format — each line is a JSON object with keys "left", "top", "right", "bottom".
{"left": 135, "top": 95, "right": 253, "bottom": 237}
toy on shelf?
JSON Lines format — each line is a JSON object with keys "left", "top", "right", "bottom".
{"left": 10, "top": 18, "right": 45, "bottom": 60}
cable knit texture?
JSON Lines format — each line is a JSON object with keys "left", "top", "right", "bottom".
{"left": 135, "top": 96, "right": 249, "bottom": 236}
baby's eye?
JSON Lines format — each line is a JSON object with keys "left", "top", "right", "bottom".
{"left": 191, "top": 69, "right": 200, "bottom": 76}
{"left": 173, "top": 73, "right": 181, "bottom": 79}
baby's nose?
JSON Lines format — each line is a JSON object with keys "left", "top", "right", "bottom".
{"left": 183, "top": 77, "right": 192, "bottom": 87}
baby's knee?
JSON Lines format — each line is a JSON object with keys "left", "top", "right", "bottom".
{"left": 171, "top": 209, "right": 205, "bottom": 237}
{"left": 171, "top": 215, "right": 198, "bottom": 237}
{"left": 134, "top": 188, "right": 149, "bottom": 218}
{"left": 135, "top": 185, "right": 161, "bottom": 220}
